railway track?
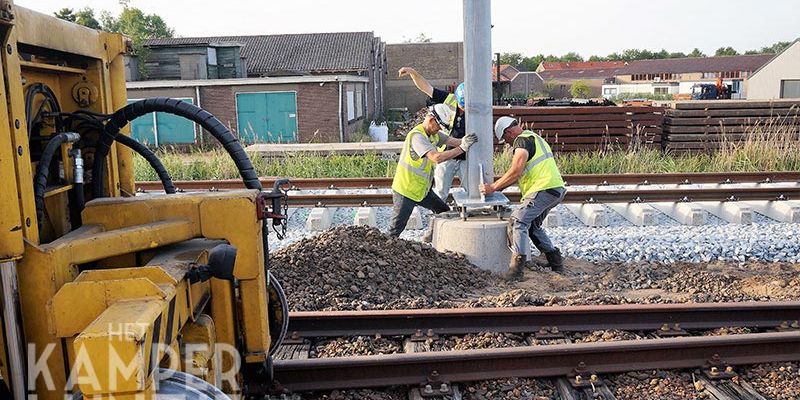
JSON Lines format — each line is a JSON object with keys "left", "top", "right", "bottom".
{"left": 136, "top": 172, "right": 800, "bottom": 207}
{"left": 136, "top": 171, "right": 800, "bottom": 192}
{"left": 273, "top": 302, "right": 800, "bottom": 394}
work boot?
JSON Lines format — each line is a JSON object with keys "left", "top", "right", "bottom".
{"left": 503, "top": 254, "right": 526, "bottom": 282}
{"left": 545, "top": 248, "right": 564, "bottom": 273}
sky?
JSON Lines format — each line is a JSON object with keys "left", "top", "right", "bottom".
{"left": 20, "top": 0, "right": 800, "bottom": 57}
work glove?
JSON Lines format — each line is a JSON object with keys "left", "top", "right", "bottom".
{"left": 460, "top": 133, "right": 478, "bottom": 152}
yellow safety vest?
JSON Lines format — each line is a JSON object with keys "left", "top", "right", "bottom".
{"left": 392, "top": 124, "right": 439, "bottom": 202}
{"left": 517, "top": 131, "right": 565, "bottom": 199}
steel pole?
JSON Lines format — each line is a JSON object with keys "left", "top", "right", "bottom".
{"left": 463, "top": 0, "right": 493, "bottom": 199}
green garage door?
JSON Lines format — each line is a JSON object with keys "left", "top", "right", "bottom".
{"left": 128, "top": 98, "right": 196, "bottom": 145}
{"left": 236, "top": 92, "right": 297, "bottom": 143}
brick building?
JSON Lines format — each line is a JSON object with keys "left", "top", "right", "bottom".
{"left": 126, "top": 32, "right": 386, "bottom": 144}
{"left": 384, "top": 42, "right": 464, "bottom": 112}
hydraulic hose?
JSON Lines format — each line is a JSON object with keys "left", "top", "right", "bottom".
{"left": 92, "top": 98, "right": 261, "bottom": 197}
{"left": 34, "top": 132, "right": 80, "bottom": 232}
{"left": 115, "top": 134, "right": 176, "bottom": 194}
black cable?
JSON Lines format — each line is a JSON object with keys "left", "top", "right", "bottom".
{"left": 34, "top": 132, "right": 80, "bottom": 232}
{"left": 116, "top": 134, "right": 176, "bottom": 194}
{"left": 92, "top": 97, "right": 261, "bottom": 198}
{"left": 60, "top": 111, "right": 177, "bottom": 195}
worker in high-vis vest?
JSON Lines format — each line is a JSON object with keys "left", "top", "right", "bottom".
{"left": 397, "top": 67, "right": 467, "bottom": 203}
{"left": 389, "top": 104, "right": 478, "bottom": 237}
{"left": 480, "top": 116, "right": 567, "bottom": 281}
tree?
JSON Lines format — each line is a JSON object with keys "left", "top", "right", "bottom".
{"left": 499, "top": 52, "right": 524, "bottom": 67}
{"left": 54, "top": 8, "right": 76, "bottom": 22}
{"left": 561, "top": 51, "right": 584, "bottom": 62}
{"left": 570, "top": 80, "right": 591, "bottom": 98}
{"left": 668, "top": 52, "right": 688, "bottom": 59}
{"left": 402, "top": 33, "right": 432, "bottom": 43}
{"left": 100, "top": 3, "right": 175, "bottom": 77}
{"left": 74, "top": 7, "right": 101, "bottom": 29}
{"left": 688, "top": 48, "right": 706, "bottom": 58}
{"left": 714, "top": 46, "right": 739, "bottom": 56}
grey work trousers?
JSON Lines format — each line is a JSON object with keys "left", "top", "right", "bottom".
{"left": 433, "top": 159, "right": 468, "bottom": 203}
{"left": 388, "top": 190, "right": 449, "bottom": 237}
{"left": 509, "top": 187, "right": 566, "bottom": 256}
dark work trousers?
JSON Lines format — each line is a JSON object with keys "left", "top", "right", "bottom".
{"left": 388, "top": 189, "right": 449, "bottom": 237}
{"left": 508, "top": 187, "right": 566, "bottom": 255}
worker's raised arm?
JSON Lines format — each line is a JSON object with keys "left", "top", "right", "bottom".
{"left": 398, "top": 67, "right": 434, "bottom": 97}
{"left": 481, "top": 148, "right": 528, "bottom": 195}
{"left": 425, "top": 133, "right": 477, "bottom": 164}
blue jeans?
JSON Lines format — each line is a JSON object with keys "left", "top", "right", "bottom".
{"left": 388, "top": 190, "right": 449, "bottom": 237}
{"left": 508, "top": 187, "right": 566, "bottom": 255}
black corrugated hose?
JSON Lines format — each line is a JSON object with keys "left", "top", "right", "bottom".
{"left": 92, "top": 98, "right": 261, "bottom": 197}
{"left": 115, "top": 134, "right": 177, "bottom": 194}
{"left": 34, "top": 132, "right": 80, "bottom": 231}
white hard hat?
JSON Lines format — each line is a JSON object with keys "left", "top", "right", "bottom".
{"left": 429, "top": 103, "right": 454, "bottom": 131}
{"left": 494, "top": 116, "right": 518, "bottom": 140}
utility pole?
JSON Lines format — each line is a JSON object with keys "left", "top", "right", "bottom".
{"left": 463, "top": 0, "right": 493, "bottom": 199}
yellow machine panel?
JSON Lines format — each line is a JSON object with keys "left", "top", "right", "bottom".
{"left": 0, "top": 2, "right": 290, "bottom": 399}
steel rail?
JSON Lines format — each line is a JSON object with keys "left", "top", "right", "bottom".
{"left": 287, "top": 302, "right": 800, "bottom": 338}
{"left": 282, "top": 186, "right": 800, "bottom": 207}
{"left": 135, "top": 171, "right": 800, "bottom": 191}
{"left": 273, "top": 331, "right": 800, "bottom": 392}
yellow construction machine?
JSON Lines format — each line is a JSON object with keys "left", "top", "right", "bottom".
{"left": 0, "top": 2, "right": 289, "bottom": 398}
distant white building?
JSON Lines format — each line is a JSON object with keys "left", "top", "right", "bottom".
{"left": 601, "top": 54, "right": 773, "bottom": 99}
{"left": 746, "top": 40, "right": 800, "bottom": 99}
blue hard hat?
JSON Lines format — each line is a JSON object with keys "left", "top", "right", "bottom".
{"left": 455, "top": 82, "right": 465, "bottom": 108}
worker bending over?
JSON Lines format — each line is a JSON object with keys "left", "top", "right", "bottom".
{"left": 480, "top": 117, "right": 566, "bottom": 281}
{"left": 398, "top": 67, "right": 467, "bottom": 203}
{"left": 389, "top": 104, "right": 477, "bottom": 237}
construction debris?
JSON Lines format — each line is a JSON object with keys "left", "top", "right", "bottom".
{"left": 271, "top": 226, "right": 498, "bottom": 311}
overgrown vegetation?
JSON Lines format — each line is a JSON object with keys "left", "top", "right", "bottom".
{"left": 134, "top": 115, "right": 800, "bottom": 181}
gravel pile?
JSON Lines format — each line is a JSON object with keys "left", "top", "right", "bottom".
{"left": 313, "top": 335, "right": 402, "bottom": 358}
{"left": 447, "top": 332, "right": 526, "bottom": 351}
{"left": 608, "top": 370, "right": 705, "bottom": 400}
{"left": 271, "top": 226, "right": 498, "bottom": 311}
{"left": 742, "top": 362, "right": 800, "bottom": 400}
{"left": 462, "top": 378, "right": 557, "bottom": 400}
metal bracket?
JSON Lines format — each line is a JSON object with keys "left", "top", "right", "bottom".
{"left": 419, "top": 371, "right": 453, "bottom": 398}
{"left": 281, "top": 331, "right": 304, "bottom": 345}
{"left": 702, "top": 354, "right": 737, "bottom": 380}
{"left": 410, "top": 329, "right": 439, "bottom": 343}
{"left": 655, "top": 323, "right": 689, "bottom": 337}
{"left": 534, "top": 326, "right": 565, "bottom": 340}
{"left": 569, "top": 362, "right": 604, "bottom": 389}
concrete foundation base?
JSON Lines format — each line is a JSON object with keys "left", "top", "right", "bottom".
{"left": 432, "top": 217, "right": 511, "bottom": 273}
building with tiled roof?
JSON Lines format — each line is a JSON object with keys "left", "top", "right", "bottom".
{"left": 537, "top": 61, "right": 626, "bottom": 72}
{"left": 126, "top": 32, "right": 386, "bottom": 145}
{"left": 603, "top": 54, "right": 774, "bottom": 99}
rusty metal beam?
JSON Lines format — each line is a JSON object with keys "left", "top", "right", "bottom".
{"left": 287, "top": 302, "right": 800, "bottom": 338}
{"left": 274, "top": 332, "right": 800, "bottom": 392}
{"left": 135, "top": 172, "right": 800, "bottom": 192}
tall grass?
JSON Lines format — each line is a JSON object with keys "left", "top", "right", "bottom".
{"left": 134, "top": 114, "right": 800, "bottom": 180}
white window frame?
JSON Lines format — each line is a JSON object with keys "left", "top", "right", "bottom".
{"left": 207, "top": 48, "right": 218, "bottom": 66}
{"left": 346, "top": 90, "right": 356, "bottom": 121}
